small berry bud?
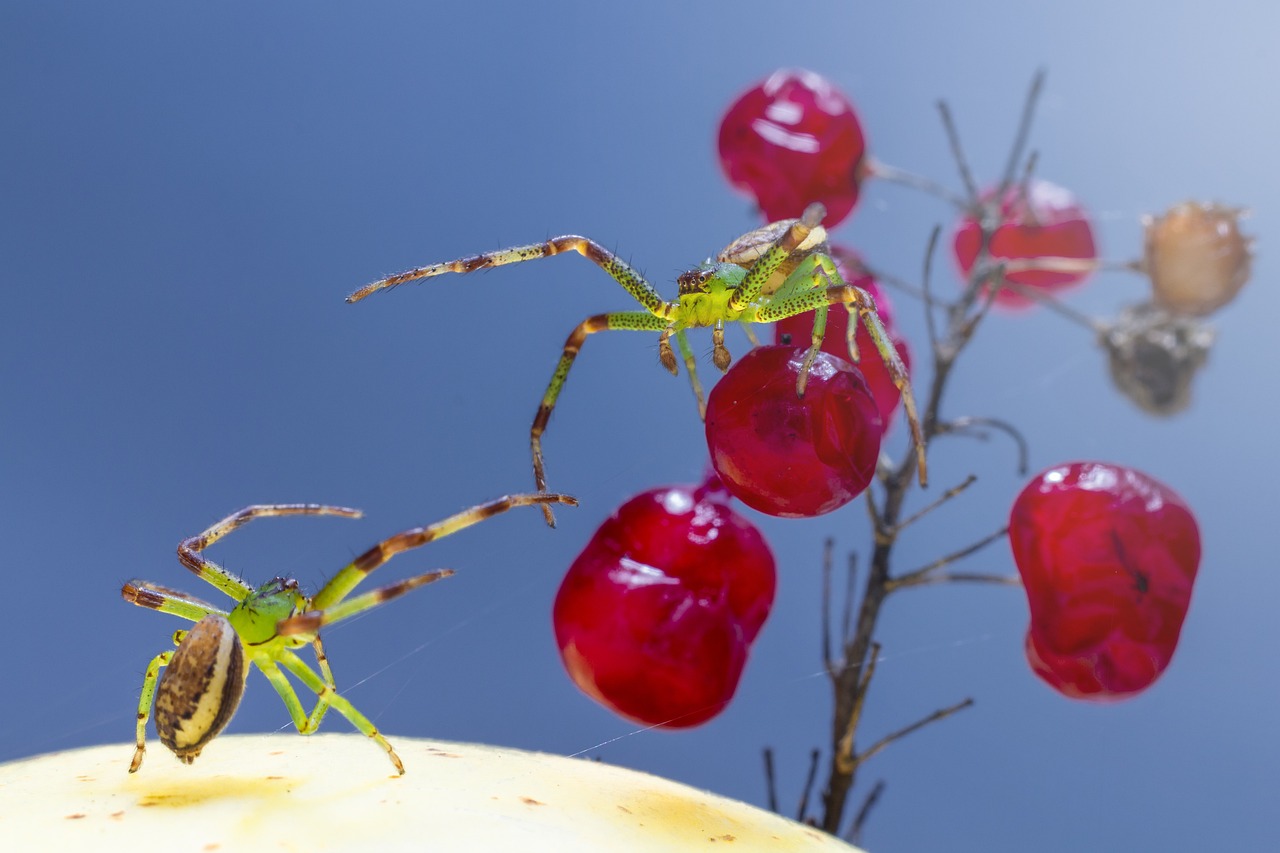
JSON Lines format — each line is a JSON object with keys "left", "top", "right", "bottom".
{"left": 1143, "top": 201, "right": 1252, "bottom": 317}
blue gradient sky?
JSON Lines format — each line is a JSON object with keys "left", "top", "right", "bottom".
{"left": 3, "top": 3, "right": 1276, "bottom": 850}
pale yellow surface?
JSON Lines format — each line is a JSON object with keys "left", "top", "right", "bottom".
{"left": 0, "top": 734, "right": 861, "bottom": 852}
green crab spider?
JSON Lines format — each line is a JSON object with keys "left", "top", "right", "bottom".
{"left": 348, "top": 203, "right": 926, "bottom": 526}
{"left": 122, "top": 493, "right": 576, "bottom": 775}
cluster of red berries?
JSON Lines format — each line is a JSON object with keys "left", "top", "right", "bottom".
{"left": 554, "top": 67, "right": 1202, "bottom": 724}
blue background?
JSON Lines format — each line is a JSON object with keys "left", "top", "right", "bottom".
{"left": 2, "top": 3, "right": 1275, "bottom": 850}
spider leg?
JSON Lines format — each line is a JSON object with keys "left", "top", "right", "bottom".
{"left": 310, "top": 494, "right": 576, "bottom": 610}
{"left": 727, "top": 203, "right": 826, "bottom": 313}
{"left": 306, "top": 635, "right": 337, "bottom": 732}
{"left": 674, "top": 330, "right": 706, "bottom": 420}
{"left": 178, "top": 505, "right": 362, "bottom": 601}
{"left": 739, "top": 320, "right": 762, "bottom": 348}
{"left": 280, "top": 569, "right": 455, "bottom": 636}
{"left": 129, "top": 649, "right": 175, "bottom": 773}
{"left": 532, "top": 311, "right": 669, "bottom": 527}
{"left": 122, "top": 580, "right": 226, "bottom": 622}
{"left": 270, "top": 651, "right": 405, "bottom": 775}
{"left": 348, "top": 236, "right": 677, "bottom": 322}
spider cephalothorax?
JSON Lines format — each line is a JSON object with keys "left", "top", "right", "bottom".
{"left": 348, "top": 203, "right": 925, "bottom": 525}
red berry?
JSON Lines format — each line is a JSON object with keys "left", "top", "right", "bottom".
{"left": 553, "top": 477, "right": 776, "bottom": 727}
{"left": 953, "top": 179, "right": 1097, "bottom": 307}
{"left": 705, "top": 346, "right": 883, "bottom": 517}
{"left": 718, "top": 69, "right": 867, "bottom": 228}
{"left": 773, "top": 247, "right": 911, "bottom": 429}
{"left": 1008, "top": 462, "right": 1201, "bottom": 700}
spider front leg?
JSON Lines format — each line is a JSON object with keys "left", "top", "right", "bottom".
{"left": 347, "top": 235, "right": 674, "bottom": 321}
{"left": 531, "top": 311, "right": 669, "bottom": 526}
{"left": 307, "top": 493, "right": 578, "bottom": 610}
{"left": 177, "top": 504, "right": 362, "bottom": 600}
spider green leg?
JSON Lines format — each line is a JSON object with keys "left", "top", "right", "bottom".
{"left": 178, "top": 505, "right": 362, "bottom": 601}
{"left": 761, "top": 252, "right": 841, "bottom": 395}
{"left": 754, "top": 283, "right": 928, "bottom": 486}
{"left": 674, "top": 330, "right": 706, "bottom": 420}
{"left": 310, "top": 493, "right": 576, "bottom": 611}
{"left": 282, "top": 570, "right": 455, "bottom": 636}
{"left": 305, "top": 636, "right": 337, "bottom": 732}
{"left": 532, "top": 311, "right": 669, "bottom": 527}
{"left": 130, "top": 649, "right": 175, "bottom": 772}
{"left": 739, "top": 320, "right": 762, "bottom": 348}
{"left": 727, "top": 203, "right": 826, "bottom": 312}
{"left": 270, "top": 651, "right": 405, "bottom": 775}
{"left": 122, "top": 580, "right": 225, "bottom": 622}
{"left": 348, "top": 236, "right": 677, "bottom": 322}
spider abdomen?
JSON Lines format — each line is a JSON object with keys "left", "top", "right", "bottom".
{"left": 155, "top": 614, "right": 248, "bottom": 764}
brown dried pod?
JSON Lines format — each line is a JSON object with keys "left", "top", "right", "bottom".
{"left": 1143, "top": 201, "right": 1253, "bottom": 317}
{"left": 1098, "top": 301, "right": 1215, "bottom": 416}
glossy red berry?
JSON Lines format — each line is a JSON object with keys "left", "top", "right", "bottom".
{"left": 953, "top": 179, "right": 1097, "bottom": 307}
{"left": 553, "top": 476, "right": 776, "bottom": 727}
{"left": 718, "top": 69, "right": 867, "bottom": 228}
{"left": 1008, "top": 462, "right": 1201, "bottom": 700}
{"left": 705, "top": 346, "right": 883, "bottom": 517}
{"left": 773, "top": 247, "right": 911, "bottom": 430}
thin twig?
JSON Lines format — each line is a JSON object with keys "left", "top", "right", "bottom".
{"left": 797, "top": 748, "right": 821, "bottom": 823}
{"left": 888, "top": 526, "right": 1010, "bottom": 591}
{"left": 848, "top": 698, "right": 975, "bottom": 774}
{"left": 835, "top": 642, "right": 881, "bottom": 775}
{"left": 937, "top": 100, "right": 979, "bottom": 204}
{"left": 921, "top": 225, "right": 942, "bottom": 358}
{"left": 902, "top": 571, "right": 1021, "bottom": 588}
{"left": 841, "top": 551, "right": 858, "bottom": 649}
{"left": 864, "top": 158, "right": 968, "bottom": 208}
{"left": 998, "top": 69, "right": 1046, "bottom": 192}
{"left": 848, "top": 780, "right": 886, "bottom": 845}
{"left": 763, "top": 748, "right": 779, "bottom": 814}
{"left": 822, "top": 539, "right": 836, "bottom": 676}
{"left": 893, "top": 474, "right": 977, "bottom": 533}
{"left": 936, "top": 416, "right": 1030, "bottom": 475}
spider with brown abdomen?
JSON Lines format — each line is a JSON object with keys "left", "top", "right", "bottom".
{"left": 123, "top": 493, "right": 576, "bottom": 775}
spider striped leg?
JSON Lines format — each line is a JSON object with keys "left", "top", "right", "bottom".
{"left": 128, "top": 648, "right": 176, "bottom": 772}
{"left": 531, "top": 311, "right": 669, "bottom": 526}
{"left": 347, "top": 236, "right": 677, "bottom": 321}
{"left": 278, "top": 572, "right": 450, "bottom": 740}
{"left": 178, "top": 505, "right": 362, "bottom": 601}
{"left": 726, "top": 203, "right": 827, "bottom": 312}
{"left": 279, "top": 570, "right": 455, "bottom": 637}
{"left": 122, "top": 580, "right": 225, "bottom": 622}
{"left": 270, "top": 651, "right": 405, "bottom": 775}
{"left": 309, "top": 494, "right": 576, "bottom": 611}
{"left": 755, "top": 283, "right": 928, "bottom": 487}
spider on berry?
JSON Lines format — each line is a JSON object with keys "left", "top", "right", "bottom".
{"left": 347, "top": 203, "right": 925, "bottom": 525}
{"left": 122, "top": 494, "right": 576, "bottom": 775}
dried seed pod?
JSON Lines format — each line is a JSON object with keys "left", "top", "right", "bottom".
{"left": 1098, "top": 302, "right": 1215, "bottom": 416}
{"left": 1143, "top": 201, "right": 1252, "bottom": 317}
{"left": 155, "top": 614, "right": 248, "bottom": 764}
